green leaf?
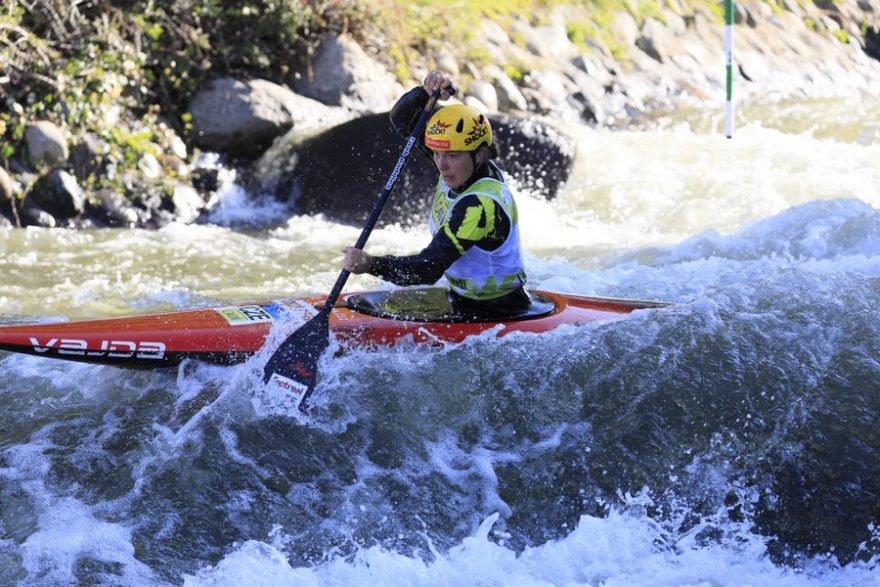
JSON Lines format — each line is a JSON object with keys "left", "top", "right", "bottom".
{"left": 146, "top": 23, "right": 164, "bottom": 42}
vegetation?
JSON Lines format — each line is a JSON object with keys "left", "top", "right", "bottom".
{"left": 0, "top": 0, "right": 858, "bottom": 197}
{"left": 1, "top": 0, "right": 379, "bottom": 192}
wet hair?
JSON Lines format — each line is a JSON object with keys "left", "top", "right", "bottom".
{"left": 471, "top": 138, "right": 499, "bottom": 162}
{"left": 486, "top": 140, "right": 500, "bottom": 160}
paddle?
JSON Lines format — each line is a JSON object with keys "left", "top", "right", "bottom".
{"left": 262, "top": 86, "right": 453, "bottom": 411}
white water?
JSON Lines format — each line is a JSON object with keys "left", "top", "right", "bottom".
{"left": 2, "top": 96, "right": 880, "bottom": 586}
{"left": 183, "top": 513, "right": 879, "bottom": 587}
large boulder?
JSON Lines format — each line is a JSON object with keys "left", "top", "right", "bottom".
{"left": 188, "top": 77, "right": 345, "bottom": 156}
{"left": 292, "top": 33, "right": 403, "bottom": 114}
{"left": 260, "top": 112, "right": 575, "bottom": 227}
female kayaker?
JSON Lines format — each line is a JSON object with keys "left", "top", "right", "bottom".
{"left": 342, "top": 70, "right": 531, "bottom": 318}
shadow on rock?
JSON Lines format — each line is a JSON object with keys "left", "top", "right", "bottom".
{"left": 253, "top": 112, "right": 576, "bottom": 227}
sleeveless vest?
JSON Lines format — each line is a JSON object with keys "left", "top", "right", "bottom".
{"left": 428, "top": 165, "right": 527, "bottom": 300}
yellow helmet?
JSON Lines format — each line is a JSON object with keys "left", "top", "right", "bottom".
{"left": 424, "top": 104, "right": 492, "bottom": 152}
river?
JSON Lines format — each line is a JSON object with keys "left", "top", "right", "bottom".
{"left": 1, "top": 94, "right": 879, "bottom": 586}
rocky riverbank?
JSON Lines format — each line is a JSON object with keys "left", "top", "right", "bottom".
{"left": 2, "top": 0, "right": 878, "bottom": 229}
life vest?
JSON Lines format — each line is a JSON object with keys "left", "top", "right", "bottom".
{"left": 428, "top": 164, "right": 527, "bottom": 300}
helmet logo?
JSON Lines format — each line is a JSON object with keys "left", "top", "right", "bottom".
{"left": 426, "top": 119, "right": 452, "bottom": 150}
{"left": 426, "top": 120, "right": 452, "bottom": 136}
{"left": 425, "top": 108, "right": 491, "bottom": 151}
{"left": 464, "top": 117, "right": 489, "bottom": 147}
{"left": 425, "top": 137, "right": 451, "bottom": 150}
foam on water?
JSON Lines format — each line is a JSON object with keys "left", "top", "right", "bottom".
{"left": 2, "top": 97, "right": 880, "bottom": 585}
{"left": 183, "top": 510, "right": 880, "bottom": 587}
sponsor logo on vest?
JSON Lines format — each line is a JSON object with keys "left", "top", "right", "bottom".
{"left": 29, "top": 337, "right": 166, "bottom": 359}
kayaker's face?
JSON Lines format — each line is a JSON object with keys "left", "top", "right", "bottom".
{"left": 433, "top": 150, "right": 473, "bottom": 191}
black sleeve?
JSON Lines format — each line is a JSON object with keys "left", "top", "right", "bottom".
{"left": 370, "top": 230, "right": 462, "bottom": 286}
{"left": 389, "top": 86, "right": 434, "bottom": 160}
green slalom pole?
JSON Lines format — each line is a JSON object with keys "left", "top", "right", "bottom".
{"left": 725, "top": 0, "right": 734, "bottom": 138}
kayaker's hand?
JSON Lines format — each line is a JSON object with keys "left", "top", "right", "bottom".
{"left": 423, "top": 70, "right": 454, "bottom": 100}
{"left": 343, "top": 247, "right": 373, "bottom": 274}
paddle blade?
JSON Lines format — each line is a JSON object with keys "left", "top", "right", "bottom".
{"left": 262, "top": 309, "right": 331, "bottom": 411}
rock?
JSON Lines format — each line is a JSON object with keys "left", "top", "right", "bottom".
{"left": 0, "top": 166, "right": 18, "bottom": 225}
{"left": 86, "top": 188, "right": 140, "bottom": 227}
{"left": 637, "top": 18, "right": 677, "bottom": 63}
{"left": 521, "top": 69, "right": 580, "bottom": 120}
{"left": 261, "top": 111, "right": 575, "bottom": 227}
{"left": 25, "top": 121, "right": 68, "bottom": 167}
{"left": 170, "top": 183, "right": 206, "bottom": 223}
{"left": 511, "top": 19, "right": 578, "bottom": 61}
{"left": 191, "top": 167, "right": 221, "bottom": 193}
{"left": 463, "top": 95, "right": 492, "bottom": 114}
{"left": 737, "top": 3, "right": 760, "bottom": 27}
{"left": 0, "top": 166, "right": 15, "bottom": 203}
{"left": 188, "top": 77, "right": 342, "bottom": 156}
{"left": 157, "top": 154, "right": 188, "bottom": 178}
{"left": 293, "top": 33, "right": 403, "bottom": 113}
{"left": 481, "top": 19, "right": 511, "bottom": 46}
{"left": 169, "top": 134, "right": 188, "bottom": 160}
{"left": 131, "top": 186, "right": 175, "bottom": 228}
{"left": 495, "top": 115, "right": 577, "bottom": 199}
{"left": 609, "top": 12, "right": 639, "bottom": 52}
{"left": 11, "top": 0, "right": 880, "bottom": 232}
{"left": 563, "top": 67, "right": 607, "bottom": 122}
{"left": 138, "top": 152, "right": 163, "bottom": 179}
{"left": 666, "top": 12, "right": 689, "bottom": 36}
{"left": 25, "top": 169, "right": 85, "bottom": 221}
{"left": 572, "top": 50, "right": 616, "bottom": 87}
{"left": 468, "top": 79, "right": 499, "bottom": 112}
{"left": 20, "top": 206, "right": 56, "bottom": 228}
{"left": 486, "top": 66, "right": 529, "bottom": 112}
{"left": 71, "top": 133, "right": 109, "bottom": 183}
{"left": 866, "top": 24, "right": 880, "bottom": 60}
{"left": 430, "top": 47, "right": 460, "bottom": 76}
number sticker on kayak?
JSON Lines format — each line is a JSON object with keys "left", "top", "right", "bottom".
{"left": 216, "top": 304, "right": 286, "bottom": 325}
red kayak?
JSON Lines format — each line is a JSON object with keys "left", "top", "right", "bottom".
{"left": 0, "top": 287, "right": 669, "bottom": 367}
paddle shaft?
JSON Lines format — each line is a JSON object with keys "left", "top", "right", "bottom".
{"left": 321, "top": 88, "right": 448, "bottom": 314}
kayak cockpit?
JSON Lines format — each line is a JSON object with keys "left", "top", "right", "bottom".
{"left": 344, "top": 287, "right": 555, "bottom": 323}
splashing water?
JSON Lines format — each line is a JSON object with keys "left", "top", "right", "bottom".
{"left": 2, "top": 96, "right": 880, "bottom": 585}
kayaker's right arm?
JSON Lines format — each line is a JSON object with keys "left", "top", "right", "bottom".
{"left": 342, "top": 191, "right": 512, "bottom": 286}
{"left": 342, "top": 232, "right": 458, "bottom": 286}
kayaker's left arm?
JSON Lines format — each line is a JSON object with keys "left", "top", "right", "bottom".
{"left": 390, "top": 71, "right": 455, "bottom": 161}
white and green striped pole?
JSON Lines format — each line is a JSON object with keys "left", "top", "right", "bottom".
{"left": 724, "top": 0, "right": 734, "bottom": 138}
